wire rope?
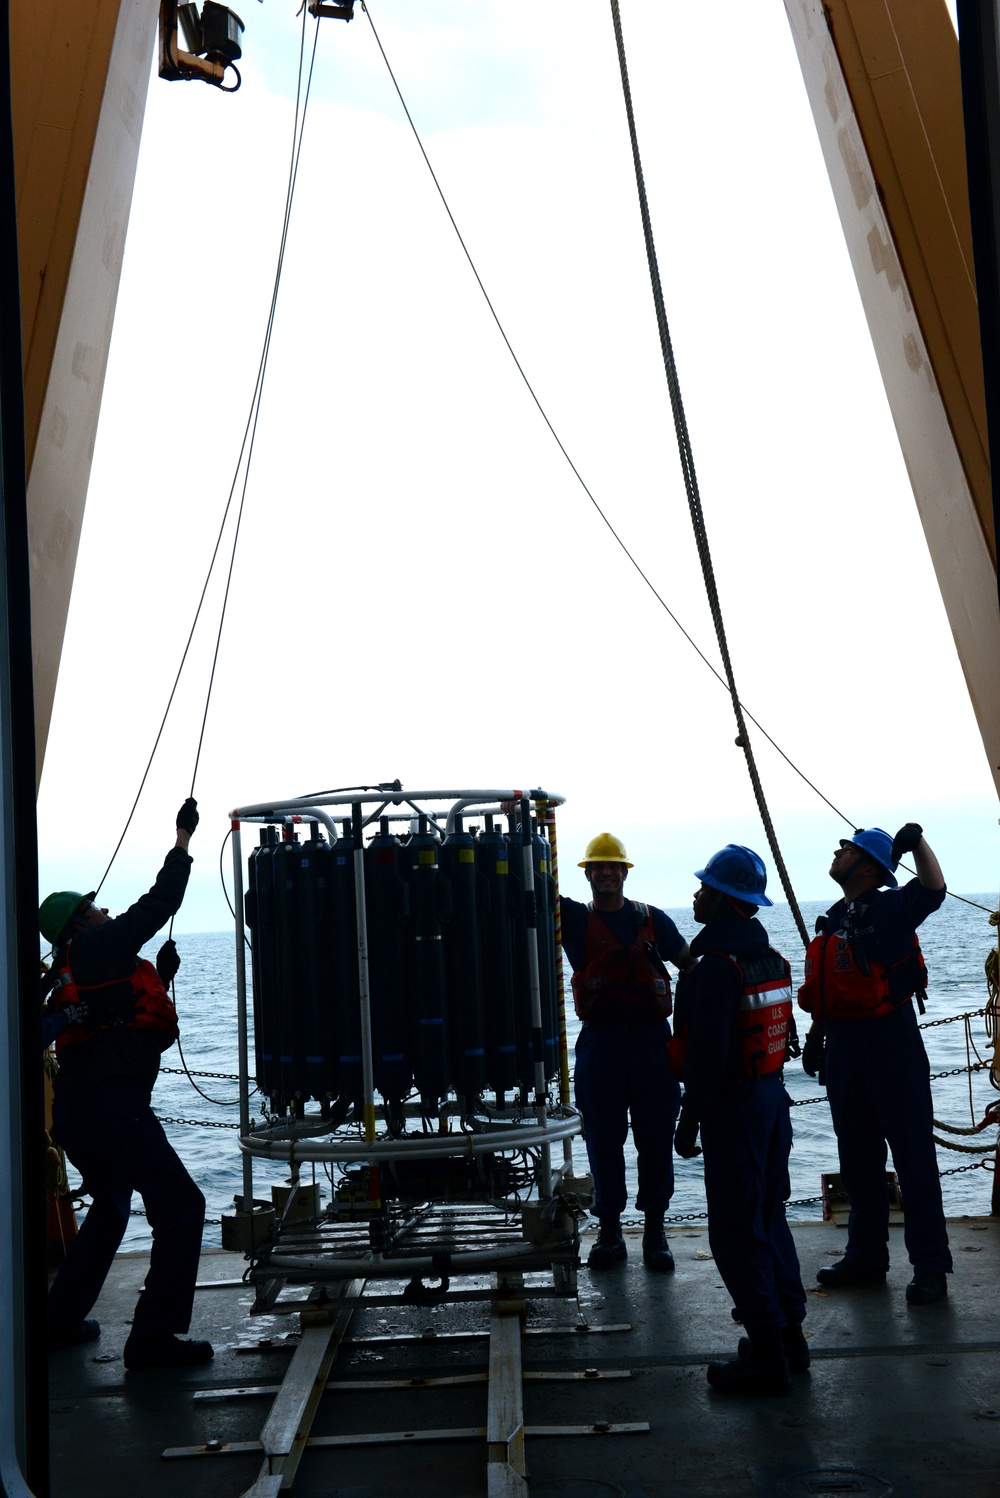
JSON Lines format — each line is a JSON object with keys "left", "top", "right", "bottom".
{"left": 609, "top": 0, "right": 807, "bottom": 944}
{"left": 357, "top": 6, "right": 861, "bottom": 830}
{"left": 358, "top": 3, "right": 994, "bottom": 924}
{"left": 88, "top": 12, "right": 323, "bottom": 1109}
{"left": 95, "top": 7, "right": 320, "bottom": 896}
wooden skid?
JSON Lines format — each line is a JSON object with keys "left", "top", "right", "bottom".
{"left": 193, "top": 1369, "right": 632, "bottom": 1403}
{"left": 236, "top": 1277, "right": 363, "bottom": 1496}
{"left": 164, "top": 1423, "right": 651, "bottom": 1459}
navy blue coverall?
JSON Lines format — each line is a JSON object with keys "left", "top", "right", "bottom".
{"left": 563, "top": 897, "right": 685, "bottom": 1221}
{"left": 680, "top": 914, "right": 806, "bottom": 1344}
{"left": 821, "top": 880, "right": 952, "bottom": 1277}
{"left": 47, "top": 847, "right": 206, "bottom": 1342}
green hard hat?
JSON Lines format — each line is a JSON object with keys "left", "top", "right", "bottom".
{"left": 39, "top": 890, "right": 94, "bottom": 945}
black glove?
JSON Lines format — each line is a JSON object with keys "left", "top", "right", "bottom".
{"left": 156, "top": 939, "right": 181, "bottom": 985}
{"left": 891, "top": 822, "right": 923, "bottom": 865}
{"left": 802, "top": 1027, "right": 825, "bottom": 1082}
{"left": 176, "top": 797, "right": 199, "bottom": 835}
{"left": 60, "top": 1000, "right": 89, "bottom": 1028}
{"left": 674, "top": 1110, "right": 702, "bottom": 1159}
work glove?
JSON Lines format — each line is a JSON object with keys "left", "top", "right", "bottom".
{"left": 674, "top": 1110, "right": 702, "bottom": 1159}
{"left": 802, "top": 1027, "right": 826, "bottom": 1083}
{"left": 60, "top": 1000, "right": 89, "bottom": 1028}
{"left": 176, "top": 797, "right": 199, "bottom": 835}
{"left": 891, "top": 822, "right": 923, "bottom": 865}
{"left": 156, "top": 939, "right": 181, "bottom": 986}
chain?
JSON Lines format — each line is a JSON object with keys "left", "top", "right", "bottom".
{"left": 130, "top": 1205, "right": 223, "bottom": 1226}
{"left": 939, "top": 1158, "right": 995, "bottom": 1177}
{"left": 159, "top": 1067, "right": 241, "bottom": 1081}
{"left": 659, "top": 1194, "right": 825, "bottom": 1225}
{"left": 931, "top": 1061, "right": 991, "bottom": 1081}
{"left": 154, "top": 1114, "right": 241, "bottom": 1130}
{"left": 919, "top": 1008, "right": 987, "bottom": 1030}
{"left": 792, "top": 1060, "right": 990, "bottom": 1105}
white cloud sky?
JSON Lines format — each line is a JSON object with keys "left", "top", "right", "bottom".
{"left": 36, "top": 0, "right": 997, "bottom": 930}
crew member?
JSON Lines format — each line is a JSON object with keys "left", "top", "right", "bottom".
{"left": 799, "top": 823, "right": 952, "bottom": 1305}
{"left": 672, "top": 845, "right": 806, "bottom": 1395}
{"left": 40, "top": 798, "right": 214, "bottom": 1370}
{"left": 562, "top": 832, "right": 694, "bottom": 1271}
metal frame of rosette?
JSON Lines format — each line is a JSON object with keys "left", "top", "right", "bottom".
{"left": 227, "top": 786, "right": 586, "bottom": 1285}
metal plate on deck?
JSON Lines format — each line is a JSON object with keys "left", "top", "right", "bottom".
{"left": 750, "top": 1467, "right": 912, "bottom": 1497}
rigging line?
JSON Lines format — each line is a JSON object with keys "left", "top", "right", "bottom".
{"left": 361, "top": 6, "right": 981, "bottom": 921}
{"left": 190, "top": 13, "right": 323, "bottom": 791}
{"left": 611, "top": 0, "right": 808, "bottom": 944}
{"left": 358, "top": 4, "right": 855, "bottom": 836}
{"left": 95, "top": 8, "right": 318, "bottom": 896}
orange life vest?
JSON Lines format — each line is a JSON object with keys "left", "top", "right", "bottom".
{"left": 51, "top": 947, "right": 179, "bottom": 1055}
{"left": 571, "top": 901, "right": 672, "bottom": 1024}
{"left": 668, "top": 948, "right": 792, "bottom": 1082}
{"left": 732, "top": 950, "right": 794, "bottom": 1079}
{"left": 797, "top": 931, "right": 928, "bottom": 1022}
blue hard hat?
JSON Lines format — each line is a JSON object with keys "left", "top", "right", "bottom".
{"left": 695, "top": 845, "right": 772, "bottom": 907}
{"left": 840, "top": 828, "right": 898, "bottom": 887}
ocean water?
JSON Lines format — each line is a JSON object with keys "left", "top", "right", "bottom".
{"left": 92, "top": 892, "right": 1000, "bottom": 1251}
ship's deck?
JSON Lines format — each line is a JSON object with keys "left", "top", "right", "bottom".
{"left": 48, "top": 1217, "right": 1000, "bottom": 1498}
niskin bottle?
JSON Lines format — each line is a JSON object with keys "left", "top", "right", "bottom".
{"left": 440, "top": 817, "right": 488, "bottom": 1104}
{"left": 245, "top": 825, "right": 282, "bottom": 1107}
{"left": 402, "top": 816, "right": 451, "bottom": 1110}
{"left": 364, "top": 819, "right": 413, "bottom": 1125}
{"left": 476, "top": 817, "right": 519, "bottom": 1100}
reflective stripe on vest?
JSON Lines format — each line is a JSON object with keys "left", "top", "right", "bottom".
{"left": 669, "top": 949, "right": 791, "bottom": 1083}
{"left": 733, "top": 951, "right": 793, "bottom": 1079}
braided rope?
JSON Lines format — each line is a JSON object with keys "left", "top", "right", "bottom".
{"left": 932, "top": 1111, "right": 998, "bottom": 1136}
{"left": 986, "top": 911, "right": 1000, "bottom": 1090}
{"left": 932, "top": 1134, "right": 997, "bottom": 1153}
{"left": 608, "top": 1, "right": 808, "bottom": 947}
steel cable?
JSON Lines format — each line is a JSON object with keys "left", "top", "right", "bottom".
{"left": 94, "top": 7, "right": 320, "bottom": 896}
{"left": 609, "top": 0, "right": 806, "bottom": 946}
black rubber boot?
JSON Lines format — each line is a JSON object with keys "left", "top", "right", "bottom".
{"left": 641, "top": 1215, "right": 675, "bottom": 1272}
{"left": 707, "top": 1334, "right": 791, "bottom": 1396}
{"left": 816, "top": 1257, "right": 886, "bottom": 1288}
{"left": 49, "top": 1318, "right": 100, "bottom": 1352}
{"left": 738, "top": 1322, "right": 809, "bottom": 1372}
{"left": 586, "top": 1218, "right": 627, "bottom": 1269}
{"left": 123, "top": 1333, "right": 215, "bottom": 1371}
{"left": 905, "top": 1270, "right": 948, "bottom": 1305}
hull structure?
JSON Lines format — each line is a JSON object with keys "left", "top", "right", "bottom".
{"left": 11, "top": 0, "right": 157, "bottom": 781}
{"left": 786, "top": 0, "right": 1000, "bottom": 793}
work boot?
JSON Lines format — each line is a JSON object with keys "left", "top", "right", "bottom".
{"left": 586, "top": 1218, "right": 627, "bottom": 1270}
{"left": 905, "top": 1270, "right": 948, "bottom": 1306}
{"left": 49, "top": 1318, "right": 100, "bottom": 1352}
{"left": 123, "top": 1333, "right": 215, "bottom": 1371}
{"left": 815, "top": 1257, "right": 886, "bottom": 1289}
{"left": 641, "top": 1215, "right": 675, "bottom": 1272}
{"left": 738, "top": 1322, "right": 810, "bottom": 1372}
{"left": 707, "top": 1335, "right": 791, "bottom": 1396}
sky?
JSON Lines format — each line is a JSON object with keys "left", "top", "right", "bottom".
{"left": 34, "top": 0, "right": 999, "bottom": 935}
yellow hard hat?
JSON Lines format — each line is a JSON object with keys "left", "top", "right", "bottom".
{"left": 579, "top": 832, "right": 633, "bottom": 868}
